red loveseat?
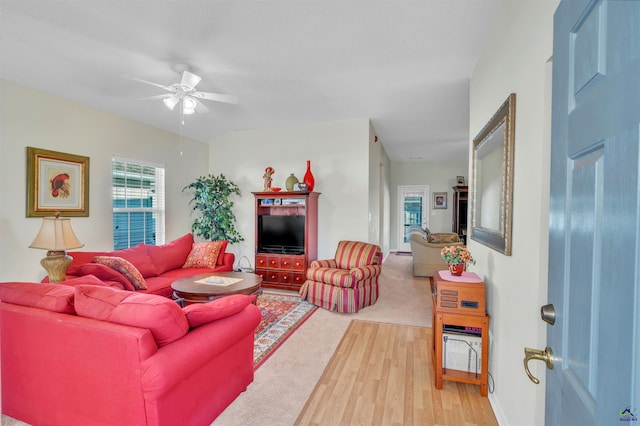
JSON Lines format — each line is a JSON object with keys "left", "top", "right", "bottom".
{"left": 0, "top": 280, "right": 261, "bottom": 425}
{"left": 58, "top": 233, "right": 234, "bottom": 298}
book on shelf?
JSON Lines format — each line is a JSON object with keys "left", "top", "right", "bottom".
{"left": 442, "top": 324, "right": 482, "bottom": 336}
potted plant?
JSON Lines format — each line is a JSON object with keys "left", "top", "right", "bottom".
{"left": 183, "top": 174, "right": 244, "bottom": 243}
{"left": 440, "top": 245, "right": 475, "bottom": 276}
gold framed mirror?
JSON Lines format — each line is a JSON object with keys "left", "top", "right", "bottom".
{"left": 470, "top": 93, "right": 516, "bottom": 255}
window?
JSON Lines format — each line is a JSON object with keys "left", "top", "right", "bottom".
{"left": 112, "top": 158, "right": 165, "bottom": 250}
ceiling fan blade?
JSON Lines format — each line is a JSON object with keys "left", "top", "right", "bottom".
{"left": 194, "top": 98, "right": 209, "bottom": 114}
{"left": 140, "top": 94, "right": 174, "bottom": 100}
{"left": 123, "top": 75, "right": 175, "bottom": 92}
{"left": 192, "top": 91, "right": 238, "bottom": 104}
{"left": 181, "top": 70, "right": 202, "bottom": 90}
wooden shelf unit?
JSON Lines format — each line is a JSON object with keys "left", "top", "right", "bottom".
{"left": 431, "top": 272, "right": 489, "bottom": 396}
{"left": 252, "top": 191, "right": 319, "bottom": 291}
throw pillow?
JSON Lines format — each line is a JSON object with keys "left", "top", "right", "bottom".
{"left": 182, "top": 294, "right": 256, "bottom": 328}
{"left": 66, "top": 251, "right": 110, "bottom": 274}
{"left": 59, "top": 274, "right": 109, "bottom": 287}
{"left": 94, "top": 256, "right": 147, "bottom": 290}
{"left": 74, "top": 285, "right": 189, "bottom": 347}
{"left": 114, "top": 245, "right": 158, "bottom": 278}
{"left": 0, "top": 282, "right": 75, "bottom": 314}
{"left": 145, "top": 233, "right": 194, "bottom": 275}
{"left": 427, "top": 233, "right": 460, "bottom": 244}
{"left": 216, "top": 240, "right": 229, "bottom": 266}
{"left": 74, "top": 263, "right": 136, "bottom": 291}
{"left": 183, "top": 241, "right": 226, "bottom": 269}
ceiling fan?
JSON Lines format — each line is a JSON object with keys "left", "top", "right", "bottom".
{"left": 126, "top": 64, "right": 237, "bottom": 115}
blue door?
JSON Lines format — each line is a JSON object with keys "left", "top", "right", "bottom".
{"left": 544, "top": 0, "right": 640, "bottom": 424}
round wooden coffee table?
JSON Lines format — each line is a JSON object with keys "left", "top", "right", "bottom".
{"left": 171, "top": 271, "right": 263, "bottom": 305}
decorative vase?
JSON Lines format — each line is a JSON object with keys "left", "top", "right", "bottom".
{"left": 448, "top": 263, "right": 465, "bottom": 276}
{"left": 303, "top": 160, "right": 315, "bottom": 191}
{"left": 285, "top": 173, "right": 299, "bottom": 191}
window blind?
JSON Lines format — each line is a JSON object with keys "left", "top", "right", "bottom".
{"left": 112, "top": 157, "right": 165, "bottom": 250}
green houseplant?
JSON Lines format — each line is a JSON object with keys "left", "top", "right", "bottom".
{"left": 183, "top": 174, "right": 244, "bottom": 243}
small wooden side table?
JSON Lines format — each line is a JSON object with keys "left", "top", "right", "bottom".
{"left": 431, "top": 271, "right": 489, "bottom": 396}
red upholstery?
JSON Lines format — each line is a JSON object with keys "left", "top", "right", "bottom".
{"left": 299, "top": 240, "right": 383, "bottom": 313}
{"left": 145, "top": 233, "right": 194, "bottom": 274}
{"left": 57, "top": 274, "right": 111, "bottom": 288}
{"left": 111, "top": 245, "right": 159, "bottom": 277}
{"left": 183, "top": 294, "right": 256, "bottom": 328}
{"left": 0, "top": 282, "right": 75, "bottom": 314}
{"left": 334, "top": 240, "right": 381, "bottom": 269}
{"left": 215, "top": 240, "right": 229, "bottom": 265}
{"left": 71, "top": 263, "right": 133, "bottom": 290}
{"left": 0, "top": 282, "right": 261, "bottom": 425}
{"left": 61, "top": 234, "right": 235, "bottom": 296}
{"left": 74, "top": 285, "right": 189, "bottom": 347}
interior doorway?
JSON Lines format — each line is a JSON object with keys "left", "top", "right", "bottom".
{"left": 397, "top": 185, "right": 429, "bottom": 252}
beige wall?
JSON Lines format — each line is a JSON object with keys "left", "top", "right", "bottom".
{"left": 469, "top": 0, "right": 558, "bottom": 424}
{"left": 0, "top": 80, "right": 210, "bottom": 282}
{"left": 390, "top": 159, "right": 468, "bottom": 249}
{"left": 209, "top": 118, "right": 387, "bottom": 265}
{"left": 368, "top": 122, "right": 392, "bottom": 255}
{"left": 0, "top": 80, "right": 394, "bottom": 280}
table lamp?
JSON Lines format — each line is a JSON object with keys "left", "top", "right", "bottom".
{"left": 29, "top": 212, "right": 84, "bottom": 283}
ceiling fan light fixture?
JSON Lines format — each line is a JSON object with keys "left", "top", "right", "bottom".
{"left": 163, "top": 96, "right": 179, "bottom": 110}
{"left": 182, "top": 96, "right": 197, "bottom": 115}
{"left": 128, "top": 66, "right": 235, "bottom": 115}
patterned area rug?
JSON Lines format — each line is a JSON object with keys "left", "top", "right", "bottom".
{"left": 254, "top": 292, "right": 317, "bottom": 368}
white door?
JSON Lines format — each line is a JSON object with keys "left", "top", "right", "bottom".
{"left": 527, "top": 1, "right": 640, "bottom": 424}
{"left": 397, "top": 185, "right": 428, "bottom": 252}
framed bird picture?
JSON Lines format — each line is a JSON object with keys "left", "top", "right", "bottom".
{"left": 27, "top": 147, "right": 90, "bottom": 217}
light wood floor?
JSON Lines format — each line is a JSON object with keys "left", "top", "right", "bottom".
{"left": 295, "top": 319, "right": 498, "bottom": 426}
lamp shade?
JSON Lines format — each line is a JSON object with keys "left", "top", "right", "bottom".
{"left": 29, "top": 216, "right": 84, "bottom": 251}
{"left": 163, "top": 96, "right": 179, "bottom": 110}
{"left": 182, "top": 96, "right": 197, "bottom": 115}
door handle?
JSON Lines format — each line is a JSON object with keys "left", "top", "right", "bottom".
{"left": 523, "top": 346, "right": 554, "bottom": 384}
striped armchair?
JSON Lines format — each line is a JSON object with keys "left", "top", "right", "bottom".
{"left": 299, "top": 241, "right": 382, "bottom": 313}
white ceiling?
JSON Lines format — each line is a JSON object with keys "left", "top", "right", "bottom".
{"left": 0, "top": 0, "right": 502, "bottom": 162}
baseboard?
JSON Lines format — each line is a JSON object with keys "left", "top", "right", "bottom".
{"left": 489, "top": 393, "right": 509, "bottom": 425}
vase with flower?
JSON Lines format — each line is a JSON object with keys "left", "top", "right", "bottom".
{"left": 440, "top": 245, "right": 475, "bottom": 276}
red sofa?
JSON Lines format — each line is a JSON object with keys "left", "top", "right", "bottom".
{"left": 0, "top": 280, "right": 261, "bottom": 425}
{"left": 58, "top": 233, "right": 234, "bottom": 298}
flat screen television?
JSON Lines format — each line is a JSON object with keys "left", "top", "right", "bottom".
{"left": 258, "top": 215, "right": 305, "bottom": 254}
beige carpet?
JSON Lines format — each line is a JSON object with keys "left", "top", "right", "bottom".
{"left": 213, "top": 253, "right": 431, "bottom": 426}
{"left": 0, "top": 254, "right": 431, "bottom": 426}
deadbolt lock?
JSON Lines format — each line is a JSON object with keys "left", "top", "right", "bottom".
{"left": 540, "top": 304, "right": 556, "bottom": 325}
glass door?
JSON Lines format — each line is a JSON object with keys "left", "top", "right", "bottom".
{"left": 397, "top": 185, "right": 429, "bottom": 252}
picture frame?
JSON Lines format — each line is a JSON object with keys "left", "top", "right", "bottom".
{"left": 456, "top": 176, "right": 465, "bottom": 186}
{"left": 470, "top": 93, "right": 516, "bottom": 256}
{"left": 433, "top": 192, "right": 447, "bottom": 209}
{"left": 26, "top": 147, "right": 90, "bottom": 217}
